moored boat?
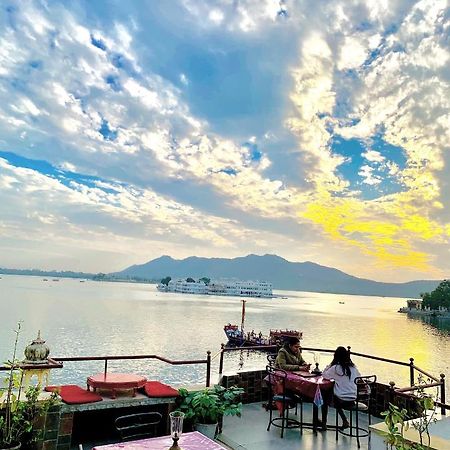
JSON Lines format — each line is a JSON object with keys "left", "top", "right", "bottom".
{"left": 224, "top": 300, "right": 302, "bottom": 347}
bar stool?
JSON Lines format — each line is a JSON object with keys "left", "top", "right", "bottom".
{"left": 336, "top": 375, "right": 377, "bottom": 448}
{"left": 266, "top": 366, "right": 302, "bottom": 438}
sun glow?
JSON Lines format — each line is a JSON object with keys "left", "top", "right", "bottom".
{"left": 300, "top": 191, "right": 447, "bottom": 272}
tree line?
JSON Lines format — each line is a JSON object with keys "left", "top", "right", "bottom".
{"left": 421, "top": 279, "right": 450, "bottom": 310}
{"left": 160, "top": 276, "right": 211, "bottom": 286}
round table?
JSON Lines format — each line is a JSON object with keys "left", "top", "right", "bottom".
{"left": 87, "top": 373, "right": 147, "bottom": 399}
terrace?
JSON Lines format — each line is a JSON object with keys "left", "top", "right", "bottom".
{"left": 1, "top": 345, "right": 449, "bottom": 450}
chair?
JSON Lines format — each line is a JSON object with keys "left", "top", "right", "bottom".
{"left": 266, "top": 365, "right": 302, "bottom": 438}
{"left": 336, "top": 375, "right": 377, "bottom": 448}
{"left": 265, "top": 354, "right": 299, "bottom": 415}
{"left": 115, "top": 411, "right": 163, "bottom": 441}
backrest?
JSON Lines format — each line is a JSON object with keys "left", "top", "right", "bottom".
{"left": 266, "top": 365, "right": 288, "bottom": 400}
{"left": 355, "top": 375, "right": 377, "bottom": 403}
{"left": 114, "top": 412, "right": 163, "bottom": 441}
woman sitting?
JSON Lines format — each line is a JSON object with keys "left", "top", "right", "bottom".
{"left": 322, "top": 346, "right": 362, "bottom": 430}
{"left": 275, "top": 336, "right": 310, "bottom": 371}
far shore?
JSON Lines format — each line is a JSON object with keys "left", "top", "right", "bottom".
{"left": 0, "top": 271, "right": 418, "bottom": 299}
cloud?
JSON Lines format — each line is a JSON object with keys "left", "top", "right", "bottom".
{"left": 286, "top": 0, "right": 450, "bottom": 275}
{"left": 0, "top": 157, "right": 306, "bottom": 270}
{"left": 181, "top": 0, "right": 287, "bottom": 32}
{"left": 0, "top": 1, "right": 301, "bottom": 223}
{"left": 0, "top": 0, "right": 448, "bottom": 281}
{"left": 362, "top": 150, "right": 385, "bottom": 163}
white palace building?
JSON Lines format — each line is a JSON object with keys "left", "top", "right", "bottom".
{"left": 157, "top": 278, "right": 273, "bottom": 298}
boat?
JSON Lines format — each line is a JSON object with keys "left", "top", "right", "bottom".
{"left": 224, "top": 300, "right": 302, "bottom": 347}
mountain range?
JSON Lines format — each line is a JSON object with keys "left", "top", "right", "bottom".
{"left": 115, "top": 254, "right": 442, "bottom": 298}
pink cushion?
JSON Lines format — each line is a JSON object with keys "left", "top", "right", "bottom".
{"left": 45, "top": 385, "right": 103, "bottom": 404}
{"left": 142, "top": 381, "right": 179, "bottom": 397}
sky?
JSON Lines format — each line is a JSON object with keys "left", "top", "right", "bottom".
{"left": 0, "top": 0, "right": 449, "bottom": 282}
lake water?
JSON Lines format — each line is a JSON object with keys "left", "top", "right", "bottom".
{"left": 1, "top": 275, "right": 449, "bottom": 393}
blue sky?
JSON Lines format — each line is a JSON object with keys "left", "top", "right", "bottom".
{"left": 0, "top": 0, "right": 448, "bottom": 282}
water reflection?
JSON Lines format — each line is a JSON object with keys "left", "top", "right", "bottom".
{"left": 0, "top": 275, "right": 448, "bottom": 394}
{"left": 417, "top": 316, "right": 450, "bottom": 334}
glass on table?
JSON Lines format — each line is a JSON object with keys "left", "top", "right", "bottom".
{"left": 169, "top": 411, "right": 185, "bottom": 450}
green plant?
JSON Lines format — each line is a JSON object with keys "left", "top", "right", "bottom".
{"left": 176, "top": 385, "right": 244, "bottom": 425}
{"left": 0, "top": 323, "right": 57, "bottom": 449}
{"left": 380, "top": 375, "right": 438, "bottom": 450}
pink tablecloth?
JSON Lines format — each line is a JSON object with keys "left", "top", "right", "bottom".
{"left": 285, "top": 372, "right": 334, "bottom": 401}
{"left": 93, "top": 431, "right": 227, "bottom": 450}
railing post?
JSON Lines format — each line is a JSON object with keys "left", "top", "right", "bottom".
{"left": 389, "top": 381, "right": 396, "bottom": 406}
{"left": 440, "top": 373, "right": 446, "bottom": 416}
{"left": 219, "top": 344, "right": 225, "bottom": 375}
{"left": 409, "top": 358, "right": 415, "bottom": 386}
{"left": 206, "top": 351, "right": 211, "bottom": 387}
{"left": 347, "top": 346, "right": 351, "bottom": 356}
{"left": 104, "top": 359, "right": 108, "bottom": 376}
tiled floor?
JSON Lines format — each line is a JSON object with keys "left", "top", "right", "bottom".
{"left": 218, "top": 402, "right": 380, "bottom": 450}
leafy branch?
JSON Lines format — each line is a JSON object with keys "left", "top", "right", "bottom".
{"left": 380, "top": 374, "right": 438, "bottom": 450}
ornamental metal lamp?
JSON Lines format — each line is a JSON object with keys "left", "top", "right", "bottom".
{"left": 310, "top": 352, "right": 322, "bottom": 375}
{"left": 168, "top": 411, "right": 184, "bottom": 450}
{"left": 24, "top": 330, "right": 50, "bottom": 364}
{"left": 311, "top": 362, "right": 322, "bottom": 374}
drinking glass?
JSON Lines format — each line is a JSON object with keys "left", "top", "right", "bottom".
{"left": 169, "top": 411, "right": 184, "bottom": 450}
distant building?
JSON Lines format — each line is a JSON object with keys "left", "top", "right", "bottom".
{"left": 166, "top": 279, "right": 208, "bottom": 294}
{"left": 157, "top": 278, "right": 273, "bottom": 298}
{"left": 398, "top": 298, "right": 450, "bottom": 317}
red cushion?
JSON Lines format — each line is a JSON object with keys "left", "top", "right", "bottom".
{"left": 45, "top": 385, "right": 103, "bottom": 404}
{"left": 142, "top": 381, "right": 179, "bottom": 398}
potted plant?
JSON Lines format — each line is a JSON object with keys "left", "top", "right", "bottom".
{"left": 0, "top": 323, "right": 57, "bottom": 450}
{"left": 176, "top": 385, "right": 244, "bottom": 439}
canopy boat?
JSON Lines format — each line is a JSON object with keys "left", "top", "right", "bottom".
{"left": 224, "top": 300, "right": 302, "bottom": 347}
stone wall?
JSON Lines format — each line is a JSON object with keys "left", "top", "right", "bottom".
{"left": 32, "top": 396, "right": 175, "bottom": 449}
{"left": 33, "top": 405, "right": 73, "bottom": 450}
{"left": 220, "top": 369, "right": 268, "bottom": 404}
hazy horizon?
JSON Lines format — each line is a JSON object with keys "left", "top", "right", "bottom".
{"left": 1, "top": 253, "right": 446, "bottom": 285}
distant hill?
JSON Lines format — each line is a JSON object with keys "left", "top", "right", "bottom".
{"left": 115, "top": 254, "right": 442, "bottom": 298}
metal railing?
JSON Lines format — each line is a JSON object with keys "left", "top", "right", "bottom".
{"left": 218, "top": 343, "right": 447, "bottom": 415}
{"left": 0, "top": 351, "right": 212, "bottom": 387}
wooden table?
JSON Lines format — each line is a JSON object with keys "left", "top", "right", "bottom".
{"left": 287, "top": 372, "right": 334, "bottom": 431}
{"left": 87, "top": 373, "right": 147, "bottom": 399}
{"left": 92, "top": 431, "right": 228, "bottom": 449}
{"left": 286, "top": 372, "right": 334, "bottom": 401}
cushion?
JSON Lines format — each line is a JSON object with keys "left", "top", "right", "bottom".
{"left": 45, "top": 385, "right": 103, "bottom": 404}
{"left": 142, "top": 381, "right": 179, "bottom": 398}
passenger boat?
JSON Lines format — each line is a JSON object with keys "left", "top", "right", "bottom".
{"left": 224, "top": 300, "right": 302, "bottom": 347}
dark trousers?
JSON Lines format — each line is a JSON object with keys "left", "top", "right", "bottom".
{"left": 321, "top": 395, "right": 355, "bottom": 425}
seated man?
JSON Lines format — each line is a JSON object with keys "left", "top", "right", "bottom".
{"left": 275, "top": 337, "right": 310, "bottom": 371}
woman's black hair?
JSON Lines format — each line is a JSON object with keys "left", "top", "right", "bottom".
{"left": 330, "top": 346, "right": 354, "bottom": 378}
{"left": 283, "top": 336, "right": 301, "bottom": 353}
